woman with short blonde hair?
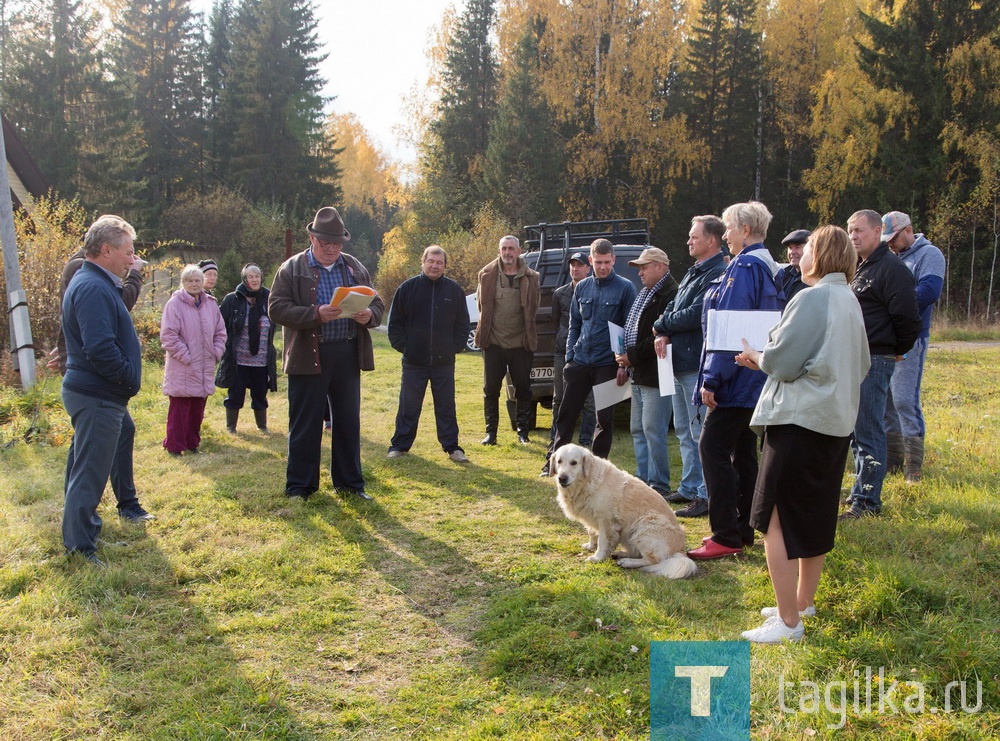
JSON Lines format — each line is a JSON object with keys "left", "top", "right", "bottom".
{"left": 734, "top": 225, "right": 871, "bottom": 643}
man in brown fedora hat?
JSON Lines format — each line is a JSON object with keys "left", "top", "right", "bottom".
{"left": 268, "top": 206, "right": 385, "bottom": 501}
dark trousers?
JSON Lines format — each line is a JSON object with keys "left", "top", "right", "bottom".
{"left": 62, "top": 388, "right": 126, "bottom": 555}
{"left": 109, "top": 410, "right": 139, "bottom": 512}
{"left": 390, "top": 362, "right": 460, "bottom": 453}
{"left": 552, "top": 361, "right": 619, "bottom": 458}
{"left": 550, "top": 351, "right": 596, "bottom": 445}
{"left": 286, "top": 340, "right": 364, "bottom": 495}
{"left": 224, "top": 364, "right": 269, "bottom": 410}
{"left": 164, "top": 396, "right": 207, "bottom": 453}
{"left": 482, "top": 344, "right": 533, "bottom": 435}
{"left": 700, "top": 406, "right": 758, "bottom": 548}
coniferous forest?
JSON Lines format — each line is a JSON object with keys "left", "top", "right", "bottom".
{"left": 1, "top": 0, "right": 998, "bottom": 317}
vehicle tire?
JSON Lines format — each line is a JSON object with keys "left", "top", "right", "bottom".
{"left": 466, "top": 327, "right": 480, "bottom": 352}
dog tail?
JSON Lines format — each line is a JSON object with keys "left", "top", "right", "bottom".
{"left": 644, "top": 553, "right": 698, "bottom": 580}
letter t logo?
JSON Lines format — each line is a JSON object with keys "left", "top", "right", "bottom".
{"left": 675, "top": 665, "right": 729, "bottom": 716}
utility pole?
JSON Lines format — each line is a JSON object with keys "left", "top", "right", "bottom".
{"left": 0, "top": 108, "right": 36, "bottom": 389}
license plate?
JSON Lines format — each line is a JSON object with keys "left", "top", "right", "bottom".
{"left": 530, "top": 367, "right": 553, "bottom": 380}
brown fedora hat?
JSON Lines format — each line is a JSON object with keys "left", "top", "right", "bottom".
{"left": 307, "top": 207, "right": 351, "bottom": 243}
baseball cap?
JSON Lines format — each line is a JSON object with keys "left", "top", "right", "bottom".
{"left": 881, "top": 211, "right": 911, "bottom": 241}
{"left": 628, "top": 247, "right": 670, "bottom": 267}
{"left": 568, "top": 252, "right": 589, "bottom": 265}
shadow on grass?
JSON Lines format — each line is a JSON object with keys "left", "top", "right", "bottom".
{"left": 0, "top": 449, "right": 313, "bottom": 738}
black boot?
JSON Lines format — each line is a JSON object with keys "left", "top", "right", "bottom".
{"left": 482, "top": 397, "right": 499, "bottom": 445}
{"left": 226, "top": 408, "right": 239, "bottom": 434}
{"left": 516, "top": 398, "right": 531, "bottom": 443}
{"left": 254, "top": 408, "right": 269, "bottom": 433}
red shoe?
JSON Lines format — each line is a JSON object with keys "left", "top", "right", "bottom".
{"left": 687, "top": 539, "right": 743, "bottom": 560}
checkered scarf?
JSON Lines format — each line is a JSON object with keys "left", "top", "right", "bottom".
{"left": 624, "top": 274, "right": 669, "bottom": 349}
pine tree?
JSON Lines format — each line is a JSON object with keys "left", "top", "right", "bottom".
{"left": 483, "top": 17, "right": 564, "bottom": 227}
{"left": 203, "top": 0, "right": 234, "bottom": 185}
{"left": 680, "top": 0, "right": 764, "bottom": 214}
{"left": 221, "top": 0, "right": 338, "bottom": 215}
{"left": 422, "top": 0, "right": 498, "bottom": 231}
{"left": 110, "top": 0, "right": 205, "bottom": 226}
{"left": 1, "top": 0, "right": 107, "bottom": 197}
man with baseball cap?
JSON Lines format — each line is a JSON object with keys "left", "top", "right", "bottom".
{"left": 268, "top": 207, "right": 385, "bottom": 502}
{"left": 548, "top": 252, "right": 596, "bottom": 449}
{"left": 776, "top": 229, "right": 811, "bottom": 303}
{"left": 615, "top": 248, "right": 678, "bottom": 497}
{"left": 881, "top": 211, "right": 945, "bottom": 482}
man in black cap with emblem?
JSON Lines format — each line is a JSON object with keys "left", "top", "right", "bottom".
{"left": 269, "top": 207, "right": 385, "bottom": 501}
{"left": 775, "top": 229, "right": 811, "bottom": 303}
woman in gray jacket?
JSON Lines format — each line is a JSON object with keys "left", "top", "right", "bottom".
{"left": 734, "top": 226, "right": 871, "bottom": 643}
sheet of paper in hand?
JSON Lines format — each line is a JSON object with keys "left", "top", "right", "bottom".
{"left": 706, "top": 309, "right": 781, "bottom": 352}
{"left": 331, "top": 285, "right": 377, "bottom": 315}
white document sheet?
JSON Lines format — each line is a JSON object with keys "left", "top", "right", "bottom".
{"left": 657, "top": 345, "right": 675, "bottom": 397}
{"left": 608, "top": 321, "right": 625, "bottom": 355}
{"left": 592, "top": 377, "right": 632, "bottom": 411}
{"left": 466, "top": 294, "right": 480, "bottom": 323}
{"left": 706, "top": 309, "right": 782, "bottom": 352}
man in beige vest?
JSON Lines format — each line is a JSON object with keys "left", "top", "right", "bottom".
{"left": 474, "top": 235, "right": 540, "bottom": 444}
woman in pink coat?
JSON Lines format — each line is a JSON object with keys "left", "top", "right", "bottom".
{"left": 161, "top": 264, "right": 227, "bottom": 455}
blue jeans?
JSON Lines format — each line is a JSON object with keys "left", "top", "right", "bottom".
{"left": 62, "top": 387, "right": 127, "bottom": 555}
{"left": 672, "top": 370, "right": 707, "bottom": 501}
{"left": 849, "top": 355, "right": 896, "bottom": 512}
{"left": 884, "top": 336, "right": 927, "bottom": 438}
{"left": 630, "top": 383, "right": 672, "bottom": 494}
{"left": 390, "top": 363, "right": 460, "bottom": 453}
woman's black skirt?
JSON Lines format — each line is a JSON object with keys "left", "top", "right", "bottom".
{"left": 749, "top": 424, "right": 851, "bottom": 559}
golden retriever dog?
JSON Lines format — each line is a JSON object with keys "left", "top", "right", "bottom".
{"left": 551, "top": 444, "right": 697, "bottom": 579}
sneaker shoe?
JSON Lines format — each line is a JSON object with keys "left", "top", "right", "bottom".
{"left": 480, "top": 434, "right": 497, "bottom": 446}
{"left": 286, "top": 489, "right": 312, "bottom": 500}
{"left": 119, "top": 507, "right": 156, "bottom": 522}
{"left": 675, "top": 499, "right": 709, "bottom": 518}
{"left": 80, "top": 552, "right": 107, "bottom": 568}
{"left": 539, "top": 462, "right": 550, "bottom": 477}
{"left": 761, "top": 605, "right": 817, "bottom": 619}
{"left": 665, "top": 491, "right": 692, "bottom": 504}
{"left": 838, "top": 507, "right": 878, "bottom": 521}
{"left": 387, "top": 449, "right": 405, "bottom": 458}
{"left": 448, "top": 449, "right": 470, "bottom": 463}
{"left": 741, "top": 615, "right": 804, "bottom": 643}
{"left": 517, "top": 433, "right": 530, "bottom": 444}
{"left": 687, "top": 539, "right": 742, "bottom": 560}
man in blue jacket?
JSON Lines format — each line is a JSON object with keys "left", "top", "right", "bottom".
{"left": 547, "top": 238, "right": 637, "bottom": 466}
{"left": 61, "top": 216, "right": 143, "bottom": 567}
{"left": 881, "top": 211, "right": 945, "bottom": 483}
{"left": 387, "top": 246, "right": 471, "bottom": 463}
{"left": 653, "top": 215, "right": 728, "bottom": 517}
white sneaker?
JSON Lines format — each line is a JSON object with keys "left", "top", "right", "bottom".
{"left": 761, "top": 605, "right": 816, "bottom": 619}
{"left": 741, "top": 615, "right": 804, "bottom": 643}
{"left": 387, "top": 450, "right": 405, "bottom": 458}
{"left": 448, "top": 449, "right": 469, "bottom": 463}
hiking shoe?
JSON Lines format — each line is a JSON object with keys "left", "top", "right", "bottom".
{"left": 838, "top": 507, "right": 878, "bottom": 521}
{"left": 119, "top": 506, "right": 155, "bottom": 522}
{"left": 742, "top": 615, "right": 804, "bottom": 643}
{"left": 761, "top": 605, "right": 817, "bottom": 619}
{"left": 675, "top": 499, "right": 709, "bottom": 518}
{"left": 448, "top": 449, "right": 470, "bottom": 463}
{"left": 665, "top": 491, "right": 692, "bottom": 504}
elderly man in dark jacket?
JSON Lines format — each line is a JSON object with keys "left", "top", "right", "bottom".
{"left": 841, "top": 209, "right": 921, "bottom": 519}
{"left": 615, "top": 248, "right": 678, "bottom": 497}
{"left": 653, "top": 215, "right": 728, "bottom": 517}
{"left": 387, "top": 246, "right": 470, "bottom": 462}
{"left": 269, "top": 207, "right": 385, "bottom": 502}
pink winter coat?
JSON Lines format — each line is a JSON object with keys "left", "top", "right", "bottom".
{"left": 160, "top": 289, "right": 227, "bottom": 398}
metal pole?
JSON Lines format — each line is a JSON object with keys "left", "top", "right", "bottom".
{"left": 0, "top": 108, "right": 36, "bottom": 389}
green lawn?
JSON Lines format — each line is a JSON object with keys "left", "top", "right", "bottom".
{"left": 1, "top": 334, "right": 998, "bottom": 739}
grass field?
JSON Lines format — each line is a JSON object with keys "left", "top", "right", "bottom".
{"left": 1, "top": 333, "right": 998, "bottom": 739}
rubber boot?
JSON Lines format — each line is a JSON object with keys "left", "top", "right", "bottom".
{"left": 226, "top": 408, "right": 239, "bottom": 434}
{"left": 885, "top": 432, "right": 904, "bottom": 475}
{"left": 481, "top": 397, "right": 499, "bottom": 445}
{"left": 903, "top": 436, "right": 924, "bottom": 483}
{"left": 254, "top": 408, "right": 269, "bottom": 433}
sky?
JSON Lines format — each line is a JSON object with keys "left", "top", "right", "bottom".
{"left": 194, "top": 0, "right": 463, "bottom": 166}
